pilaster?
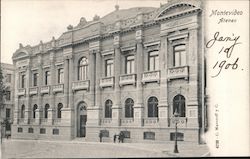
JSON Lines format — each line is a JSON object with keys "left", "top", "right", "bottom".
{"left": 112, "top": 35, "right": 122, "bottom": 126}
{"left": 134, "top": 29, "right": 144, "bottom": 126}
{"left": 49, "top": 52, "right": 56, "bottom": 118}
{"left": 68, "top": 55, "right": 74, "bottom": 109}
{"left": 24, "top": 65, "right": 31, "bottom": 124}
{"left": 63, "top": 57, "right": 69, "bottom": 108}
{"left": 13, "top": 63, "right": 19, "bottom": 124}
{"left": 187, "top": 27, "right": 199, "bottom": 128}
{"left": 158, "top": 36, "right": 169, "bottom": 127}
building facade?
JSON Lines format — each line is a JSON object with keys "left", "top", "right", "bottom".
{"left": 11, "top": 0, "right": 206, "bottom": 143}
{"left": 1, "top": 63, "right": 15, "bottom": 137}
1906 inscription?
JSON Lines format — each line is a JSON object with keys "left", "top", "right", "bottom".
{"left": 206, "top": 31, "right": 242, "bottom": 78}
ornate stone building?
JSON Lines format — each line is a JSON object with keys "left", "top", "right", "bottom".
{"left": 11, "top": 0, "right": 206, "bottom": 143}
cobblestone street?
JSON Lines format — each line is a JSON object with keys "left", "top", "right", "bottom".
{"left": 1, "top": 139, "right": 209, "bottom": 158}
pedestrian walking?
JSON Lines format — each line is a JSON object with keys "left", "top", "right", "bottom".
{"left": 118, "top": 134, "right": 121, "bottom": 143}
{"left": 113, "top": 134, "right": 116, "bottom": 143}
{"left": 120, "top": 132, "right": 125, "bottom": 143}
{"left": 99, "top": 132, "right": 103, "bottom": 142}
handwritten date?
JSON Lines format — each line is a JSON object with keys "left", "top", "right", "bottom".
{"left": 206, "top": 32, "right": 241, "bottom": 78}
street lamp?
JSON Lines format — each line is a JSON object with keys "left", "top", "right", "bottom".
{"left": 172, "top": 109, "right": 180, "bottom": 153}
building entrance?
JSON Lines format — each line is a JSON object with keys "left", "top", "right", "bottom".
{"left": 77, "top": 102, "right": 87, "bottom": 137}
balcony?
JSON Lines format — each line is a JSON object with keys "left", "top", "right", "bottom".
{"left": 72, "top": 80, "right": 89, "bottom": 92}
{"left": 100, "top": 77, "right": 114, "bottom": 88}
{"left": 142, "top": 70, "right": 160, "bottom": 84}
{"left": 143, "top": 118, "right": 159, "bottom": 126}
{"left": 100, "top": 118, "right": 112, "bottom": 125}
{"left": 170, "top": 117, "right": 187, "bottom": 128}
{"left": 29, "top": 118, "right": 36, "bottom": 124}
{"left": 52, "top": 84, "right": 64, "bottom": 93}
{"left": 29, "top": 87, "right": 38, "bottom": 95}
{"left": 120, "top": 118, "right": 134, "bottom": 126}
{"left": 119, "top": 74, "right": 136, "bottom": 86}
{"left": 53, "top": 118, "right": 61, "bottom": 125}
{"left": 18, "top": 118, "right": 25, "bottom": 124}
{"left": 41, "top": 118, "right": 48, "bottom": 124}
{"left": 17, "top": 88, "right": 26, "bottom": 96}
{"left": 168, "top": 66, "right": 189, "bottom": 81}
{"left": 41, "top": 86, "right": 50, "bottom": 94}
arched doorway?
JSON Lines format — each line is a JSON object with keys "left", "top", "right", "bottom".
{"left": 77, "top": 102, "right": 87, "bottom": 137}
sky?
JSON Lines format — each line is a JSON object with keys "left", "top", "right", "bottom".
{"left": 1, "top": 0, "right": 166, "bottom": 64}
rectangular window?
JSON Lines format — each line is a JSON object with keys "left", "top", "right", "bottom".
{"left": 28, "top": 128, "right": 34, "bottom": 133}
{"left": 58, "top": 69, "right": 64, "bottom": 84}
{"left": 6, "top": 122, "right": 11, "bottom": 131}
{"left": 6, "top": 108, "right": 11, "bottom": 118}
{"left": 33, "top": 73, "right": 38, "bottom": 86}
{"left": 174, "top": 45, "right": 186, "bottom": 67}
{"left": 170, "top": 132, "right": 184, "bottom": 141}
{"left": 18, "top": 127, "right": 23, "bottom": 133}
{"left": 53, "top": 129, "right": 59, "bottom": 135}
{"left": 45, "top": 71, "right": 50, "bottom": 85}
{"left": 100, "top": 130, "right": 109, "bottom": 137}
{"left": 6, "top": 74, "right": 11, "bottom": 83}
{"left": 21, "top": 74, "right": 25, "bottom": 88}
{"left": 40, "top": 128, "right": 46, "bottom": 134}
{"left": 148, "top": 51, "right": 159, "bottom": 71}
{"left": 143, "top": 132, "right": 155, "bottom": 140}
{"left": 5, "top": 91, "right": 11, "bottom": 101}
{"left": 125, "top": 56, "right": 135, "bottom": 74}
{"left": 120, "top": 131, "right": 130, "bottom": 138}
{"left": 105, "top": 59, "right": 114, "bottom": 77}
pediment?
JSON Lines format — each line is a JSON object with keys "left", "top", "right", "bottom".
{"left": 12, "top": 50, "right": 29, "bottom": 60}
{"left": 156, "top": 0, "right": 202, "bottom": 20}
{"left": 158, "top": 3, "right": 196, "bottom": 18}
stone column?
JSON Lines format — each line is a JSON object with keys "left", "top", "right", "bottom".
{"left": 87, "top": 50, "right": 102, "bottom": 127}
{"left": 158, "top": 37, "right": 169, "bottom": 127}
{"left": 95, "top": 51, "right": 102, "bottom": 120}
{"left": 61, "top": 55, "right": 72, "bottom": 126}
{"left": 63, "top": 57, "right": 69, "bottom": 108}
{"left": 68, "top": 56, "right": 74, "bottom": 109}
{"left": 112, "top": 36, "right": 122, "bottom": 126}
{"left": 134, "top": 30, "right": 144, "bottom": 126}
{"left": 187, "top": 27, "right": 199, "bottom": 128}
{"left": 89, "top": 51, "right": 95, "bottom": 107}
{"left": 49, "top": 52, "right": 56, "bottom": 122}
{"left": 36, "top": 58, "right": 44, "bottom": 125}
{"left": 24, "top": 65, "right": 31, "bottom": 124}
{"left": 13, "top": 64, "right": 19, "bottom": 125}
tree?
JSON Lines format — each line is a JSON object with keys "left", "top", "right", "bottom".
{"left": 0, "top": 65, "right": 7, "bottom": 142}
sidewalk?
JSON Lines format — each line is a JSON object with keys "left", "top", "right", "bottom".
{"left": 1, "top": 138, "right": 210, "bottom": 158}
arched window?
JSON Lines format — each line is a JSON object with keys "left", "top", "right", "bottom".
{"left": 57, "top": 103, "right": 63, "bottom": 118}
{"left": 125, "top": 98, "right": 134, "bottom": 118}
{"left": 173, "top": 95, "right": 186, "bottom": 117}
{"left": 148, "top": 97, "right": 158, "bottom": 117}
{"left": 174, "top": 45, "right": 186, "bottom": 67}
{"left": 78, "top": 57, "right": 88, "bottom": 81}
{"left": 105, "top": 100, "right": 112, "bottom": 118}
{"left": 44, "top": 104, "right": 50, "bottom": 118}
{"left": 148, "top": 51, "right": 159, "bottom": 71}
{"left": 33, "top": 104, "right": 38, "bottom": 118}
{"left": 21, "top": 105, "right": 25, "bottom": 118}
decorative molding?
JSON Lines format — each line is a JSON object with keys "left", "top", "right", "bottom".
{"left": 101, "top": 49, "right": 114, "bottom": 57}
{"left": 55, "top": 62, "right": 64, "bottom": 66}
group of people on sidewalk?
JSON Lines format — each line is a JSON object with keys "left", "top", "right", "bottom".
{"left": 113, "top": 132, "right": 125, "bottom": 143}
{"left": 99, "top": 131, "right": 125, "bottom": 143}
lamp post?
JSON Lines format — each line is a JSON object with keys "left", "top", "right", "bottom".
{"left": 172, "top": 109, "right": 180, "bottom": 153}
